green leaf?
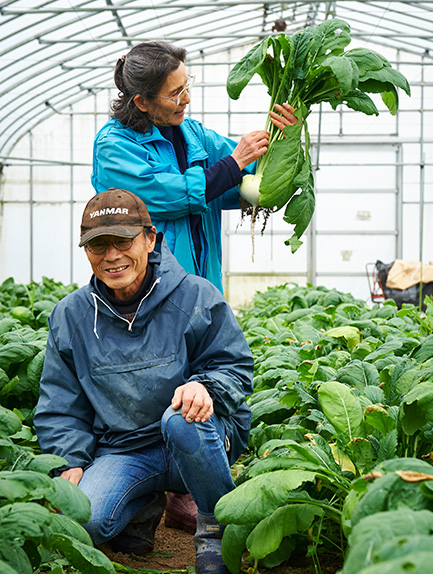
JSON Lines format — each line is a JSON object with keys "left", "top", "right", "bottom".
{"left": 399, "top": 381, "right": 433, "bottom": 436}
{"left": 364, "top": 405, "right": 395, "bottom": 435}
{"left": 214, "top": 469, "right": 318, "bottom": 524}
{"left": 331, "top": 89, "right": 379, "bottom": 115}
{"left": 0, "top": 542, "right": 31, "bottom": 574}
{"left": 318, "top": 381, "right": 365, "bottom": 441}
{"left": 344, "top": 47, "right": 391, "bottom": 75}
{"left": 49, "top": 477, "right": 91, "bottom": 524}
{"left": 51, "top": 533, "right": 115, "bottom": 574}
{"left": 247, "top": 503, "right": 324, "bottom": 559}
{"left": 412, "top": 334, "right": 433, "bottom": 363}
{"left": 0, "top": 406, "right": 22, "bottom": 437}
{"left": 25, "top": 453, "right": 67, "bottom": 475}
{"left": 259, "top": 118, "right": 305, "bottom": 210}
{"left": 0, "top": 559, "right": 18, "bottom": 574}
{"left": 226, "top": 36, "right": 273, "bottom": 99}
{"left": 0, "top": 501, "right": 51, "bottom": 544}
{"left": 221, "top": 523, "right": 255, "bottom": 574}
{"left": 325, "top": 326, "right": 361, "bottom": 352}
{"left": 50, "top": 513, "right": 93, "bottom": 546}
{"left": 306, "top": 18, "right": 352, "bottom": 65}
{"left": 9, "top": 307, "right": 35, "bottom": 326}
{"left": 0, "top": 343, "right": 39, "bottom": 373}
{"left": 320, "top": 54, "right": 359, "bottom": 94}
{"left": 0, "top": 477, "right": 29, "bottom": 502}
{"left": 361, "top": 66, "right": 411, "bottom": 96}
{"left": 336, "top": 360, "right": 380, "bottom": 392}
{"left": 283, "top": 156, "right": 316, "bottom": 252}
{"left": 361, "top": 551, "right": 433, "bottom": 574}
{"left": 26, "top": 349, "right": 45, "bottom": 396}
{"left": 0, "top": 470, "right": 54, "bottom": 501}
{"left": 341, "top": 509, "right": 433, "bottom": 574}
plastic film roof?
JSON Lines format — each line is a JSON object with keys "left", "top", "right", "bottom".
{"left": 0, "top": 0, "right": 432, "bottom": 157}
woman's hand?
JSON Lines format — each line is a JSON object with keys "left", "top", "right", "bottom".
{"left": 231, "top": 130, "right": 270, "bottom": 171}
{"left": 269, "top": 103, "right": 298, "bottom": 133}
{"left": 171, "top": 381, "right": 214, "bottom": 423}
{"left": 60, "top": 467, "right": 83, "bottom": 486}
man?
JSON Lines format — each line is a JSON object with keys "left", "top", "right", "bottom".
{"left": 34, "top": 188, "right": 253, "bottom": 574}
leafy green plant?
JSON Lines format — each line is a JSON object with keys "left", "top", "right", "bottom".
{"left": 0, "top": 277, "right": 78, "bottom": 429}
{"left": 216, "top": 283, "right": 433, "bottom": 571}
{"left": 228, "top": 19, "right": 411, "bottom": 251}
{"left": 0, "top": 405, "right": 115, "bottom": 574}
{"left": 341, "top": 507, "right": 433, "bottom": 574}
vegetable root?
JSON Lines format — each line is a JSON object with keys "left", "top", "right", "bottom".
{"left": 239, "top": 174, "right": 262, "bottom": 261}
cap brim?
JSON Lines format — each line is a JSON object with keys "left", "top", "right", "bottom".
{"left": 79, "top": 226, "right": 143, "bottom": 247}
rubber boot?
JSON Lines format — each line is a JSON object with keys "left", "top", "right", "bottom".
{"left": 194, "top": 511, "right": 230, "bottom": 574}
{"left": 109, "top": 491, "right": 166, "bottom": 556}
{"left": 164, "top": 492, "right": 197, "bottom": 534}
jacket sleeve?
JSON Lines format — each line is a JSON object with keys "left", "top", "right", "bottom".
{"left": 186, "top": 290, "right": 254, "bottom": 417}
{"left": 34, "top": 327, "right": 96, "bottom": 471}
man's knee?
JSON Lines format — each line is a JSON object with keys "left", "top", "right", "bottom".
{"left": 161, "top": 405, "right": 204, "bottom": 455}
{"left": 161, "top": 406, "right": 187, "bottom": 441}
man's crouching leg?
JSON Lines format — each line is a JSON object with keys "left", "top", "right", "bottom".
{"left": 109, "top": 491, "right": 166, "bottom": 555}
{"left": 161, "top": 406, "right": 232, "bottom": 573}
{"left": 77, "top": 451, "right": 167, "bottom": 556}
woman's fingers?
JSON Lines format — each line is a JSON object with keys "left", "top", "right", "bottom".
{"left": 270, "top": 103, "right": 298, "bottom": 131}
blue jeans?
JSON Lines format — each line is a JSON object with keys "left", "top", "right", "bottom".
{"left": 78, "top": 406, "right": 235, "bottom": 545}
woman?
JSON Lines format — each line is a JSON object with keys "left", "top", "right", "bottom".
{"left": 91, "top": 40, "right": 296, "bottom": 539}
{"left": 91, "top": 40, "right": 296, "bottom": 294}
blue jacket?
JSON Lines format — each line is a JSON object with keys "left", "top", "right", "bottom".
{"left": 91, "top": 117, "right": 245, "bottom": 293}
{"left": 34, "top": 234, "right": 253, "bottom": 471}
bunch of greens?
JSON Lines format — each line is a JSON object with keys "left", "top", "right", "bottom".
{"left": 228, "top": 18, "right": 411, "bottom": 252}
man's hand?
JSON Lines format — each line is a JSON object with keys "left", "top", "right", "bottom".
{"left": 60, "top": 467, "right": 83, "bottom": 486}
{"left": 171, "top": 381, "right": 214, "bottom": 423}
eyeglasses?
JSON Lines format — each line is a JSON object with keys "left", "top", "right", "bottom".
{"left": 158, "top": 75, "right": 196, "bottom": 106}
{"left": 85, "top": 236, "right": 135, "bottom": 255}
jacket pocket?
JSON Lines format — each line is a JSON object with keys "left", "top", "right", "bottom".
{"left": 92, "top": 353, "right": 176, "bottom": 375}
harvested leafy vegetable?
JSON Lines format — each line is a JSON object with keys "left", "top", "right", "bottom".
{"left": 228, "top": 18, "right": 411, "bottom": 252}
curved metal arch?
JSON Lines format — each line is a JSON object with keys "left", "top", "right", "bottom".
{"left": 0, "top": 0, "right": 432, "bottom": 158}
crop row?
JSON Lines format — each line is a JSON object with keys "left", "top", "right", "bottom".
{"left": 2, "top": 277, "right": 433, "bottom": 573}
{"left": 215, "top": 283, "right": 433, "bottom": 573}
{"left": 0, "top": 277, "right": 115, "bottom": 574}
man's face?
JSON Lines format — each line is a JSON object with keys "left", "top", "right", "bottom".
{"left": 85, "top": 230, "right": 156, "bottom": 300}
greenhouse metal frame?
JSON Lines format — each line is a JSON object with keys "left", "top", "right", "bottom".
{"left": 0, "top": 0, "right": 431, "bottom": 306}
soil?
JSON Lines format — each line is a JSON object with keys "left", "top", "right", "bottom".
{"left": 101, "top": 513, "right": 343, "bottom": 574}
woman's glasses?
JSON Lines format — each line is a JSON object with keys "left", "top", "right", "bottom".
{"left": 158, "top": 75, "right": 196, "bottom": 106}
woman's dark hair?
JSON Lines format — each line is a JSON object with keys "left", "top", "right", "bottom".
{"left": 111, "top": 41, "right": 187, "bottom": 133}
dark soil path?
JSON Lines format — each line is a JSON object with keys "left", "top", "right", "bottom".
{"left": 101, "top": 513, "right": 342, "bottom": 574}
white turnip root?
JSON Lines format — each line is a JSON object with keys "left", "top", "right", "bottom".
{"left": 239, "top": 174, "right": 272, "bottom": 262}
{"left": 239, "top": 174, "right": 261, "bottom": 207}
{"left": 239, "top": 175, "right": 261, "bottom": 262}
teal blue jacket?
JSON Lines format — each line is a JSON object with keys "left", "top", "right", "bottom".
{"left": 91, "top": 117, "right": 246, "bottom": 293}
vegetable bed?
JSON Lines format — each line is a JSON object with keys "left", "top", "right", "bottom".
{"left": 216, "top": 283, "right": 433, "bottom": 573}
{"left": 0, "top": 277, "right": 116, "bottom": 574}
{"left": 2, "top": 277, "right": 433, "bottom": 574}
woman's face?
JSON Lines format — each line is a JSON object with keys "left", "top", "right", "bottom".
{"left": 134, "top": 62, "right": 190, "bottom": 127}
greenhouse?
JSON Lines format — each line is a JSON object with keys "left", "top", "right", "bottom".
{"left": 0, "top": 0, "right": 431, "bottom": 307}
{"left": 1, "top": 1, "right": 433, "bottom": 574}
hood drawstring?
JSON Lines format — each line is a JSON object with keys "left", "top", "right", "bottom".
{"left": 90, "top": 277, "right": 162, "bottom": 339}
{"left": 91, "top": 293, "right": 100, "bottom": 340}
{"left": 127, "top": 277, "right": 161, "bottom": 332}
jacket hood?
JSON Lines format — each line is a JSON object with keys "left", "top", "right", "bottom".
{"left": 87, "top": 232, "right": 188, "bottom": 336}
